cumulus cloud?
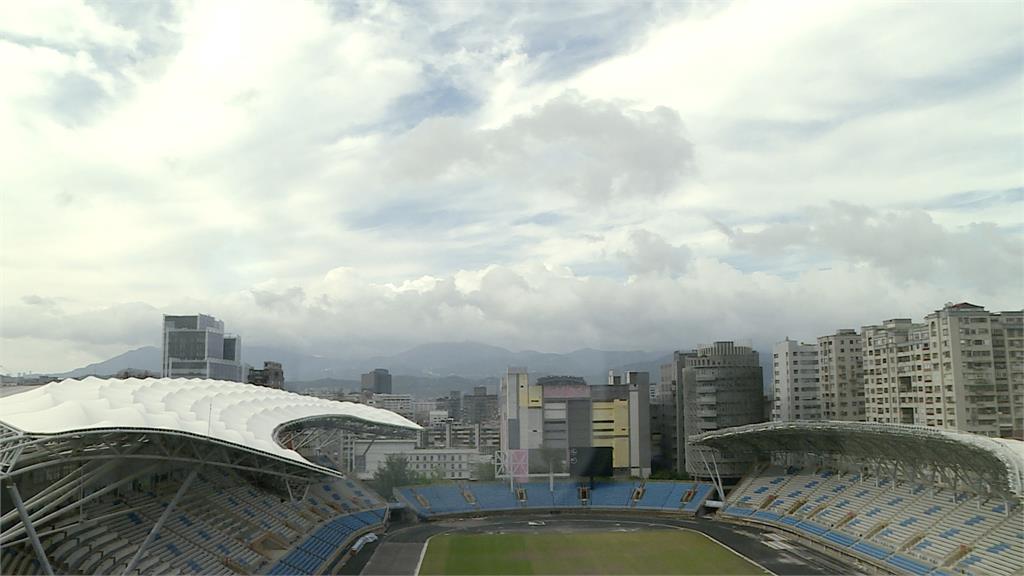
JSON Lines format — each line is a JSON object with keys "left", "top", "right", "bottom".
{"left": 385, "top": 91, "right": 694, "bottom": 202}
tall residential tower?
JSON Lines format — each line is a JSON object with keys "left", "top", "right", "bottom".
{"left": 863, "top": 303, "right": 1023, "bottom": 439}
{"left": 771, "top": 338, "right": 821, "bottom": 422}
{"left": 817, "top": 329, "right": 865, "bottom": 420}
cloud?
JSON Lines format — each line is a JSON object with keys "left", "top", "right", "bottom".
{"left": 722, "top": 202, "right": 1024, "bottom": 292}
{"left": 2, "top": 301, "right": 159, "bottom": 348}
{"left": 20, "top": 295, "right": 58, "bottom": 307}
{"left": 9, "top": 256, "right": 1019, "bottom": 374}
{"left": 617, "top": 229, "right": 692, "bottom": 275}
{"left": 0, "top": 1, "right": 1021, "bottom": 375}
{"left": 383, "top": 91, "right": 694, "bottom": 203}
{"left": 0, "top": 0, "right": 138, "bottom": 49}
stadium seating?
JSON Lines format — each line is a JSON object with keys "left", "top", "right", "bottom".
{"left": 721, "top": 466, "right": 1024, "bottom": 576}
{"left": 589, "top": 481, "right": 637, "bottom": 508}
{"left": 396, "top": 480, "right": 716, "bottom": 519}
{"left": 0, "top": 467, "right": 388, "bottom": 576}
{"left": 465, "top": 482, "right": 519, "bottom": 511}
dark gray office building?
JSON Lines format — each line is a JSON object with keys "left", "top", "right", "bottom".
{"left": 162, "top": 314, "right": 244, "bottom": 381}
{"left": 361, "top": 368, "right": 392, "bottom": 395}
{"left": 681, "top": 342, "right": 765, "bottom": 479}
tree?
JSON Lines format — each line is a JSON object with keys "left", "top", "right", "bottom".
{"left": 370, "top": 454, "right": 425, "bottom": 499}
{"left": 474, "top": 461, "right": 496, "bottom": 481}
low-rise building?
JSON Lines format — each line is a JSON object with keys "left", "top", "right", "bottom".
{"left": 349, "top": 439, "right": 489, "bottom": 481}
{"left": 247, "top": 361, "right": 284, "bottom": 389}
{"left": 370, "top": 393, "right": 414, "bottom": 419}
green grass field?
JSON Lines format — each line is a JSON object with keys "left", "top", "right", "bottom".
{"left": 418, "top": 530, "right": 768, "bottom": 575}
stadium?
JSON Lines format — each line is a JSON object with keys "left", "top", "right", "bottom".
{"left": 1, "top": 378, "right": 1022, "bottom": 575}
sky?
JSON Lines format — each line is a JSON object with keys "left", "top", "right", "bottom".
{"left": 1, "top": 0, "right": 1022, "bottom": 374}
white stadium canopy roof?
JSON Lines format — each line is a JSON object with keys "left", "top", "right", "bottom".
{"left": 692, "top": 421, "right": 1024, "bottom": 500}
{"left": 0, "top": 377, "right": 421, "bottom": 481}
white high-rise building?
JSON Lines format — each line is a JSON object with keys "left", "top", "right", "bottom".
{"left": 863, "top": 318, "right": 927, "bottom": 427}
{"left": 925, "top": 303, "right": 1023, "bottom": 438}
{"left": 771, "top": 339, "right": 821, "bottom": 422}
{"left": 817, "top": 329, "right": 865, "bottom": 421}
{"left": 162, "top": 314, "right": 244, "bottom": 381}
{"left": 863, "top": 303, "right": 1024, "bottom": 439}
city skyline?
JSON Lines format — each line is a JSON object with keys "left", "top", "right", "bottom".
{"left": 2, "top": 2, "right": 1022, "bottom": 374}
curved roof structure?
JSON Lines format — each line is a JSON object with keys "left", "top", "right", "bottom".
{"left": 0, "top": 377, "right": 421, "bottom": 479}
{"left": 691, "top": 421, "right": 1024, "bottom": 499}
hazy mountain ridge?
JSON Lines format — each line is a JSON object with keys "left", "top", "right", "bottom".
{"left": 47, "top": 342, "right": 674, "bottom": 391}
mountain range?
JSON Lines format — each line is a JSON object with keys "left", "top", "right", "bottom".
{"left": 50, "top": 342, "right": 674, "bottom": 394}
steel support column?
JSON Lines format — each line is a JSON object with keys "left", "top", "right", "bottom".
{"left": 121, "top": 468, "right": 199, "bottom": 576}
{"left": 5, "top": 482, "right": 54, "bottom": 576}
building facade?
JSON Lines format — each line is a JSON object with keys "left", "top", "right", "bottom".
{"left": 360, "top": 369, "right": 392, "bottom": 395}
{"left": 863, "top": 318, "right": 924, "bottom": 427}
{"left": 348, "top": 439, "right": 488, "bottom": 481}
{"left": 864, "top": 303, "right": 1024, "bottom": 438}
{"left": 247, "top": 361, "right": 284, "bottom": 389}
{"left": 771, "top": 339, "right": 821, "bottom": 422}
{"left": 421, "top": 420, "right": 501, "bottom": 453}
{"left": 500, "top": 366, "right": 535, "bottom": 452}
{"left": 499, "top": 368, "right": 651, "bottom": 477}
{"left": 817, "top": 329, "right": 865, "bottom": 420}
{"left": 369, "top": 393, "right": 414, "bottom": 419}
{"left": 462, "top": 386, "right": 499, "bottom": 423}
{"left": 162, "top": 314, "right": 244, "bottom": 381}
{"left": 681, "top": 342, "right": 764, "bottom": 479}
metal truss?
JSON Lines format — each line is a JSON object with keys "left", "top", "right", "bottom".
{"left": 0, "top": 428, "right": 344, "bottom": 486}
{"left": 692, "top": 421, "right": 1024, "bottom": 500}
{"left": 0, "top": 459, "right": 162, "bottom": 545}
{"left": 273, "top": 416, "right": 419, "bottom": 448}
{"left": 4, "top": 481, "right": 54, "bottom": 575}
{"left": 0, "top": 422, "right": 30, "bottom": 477}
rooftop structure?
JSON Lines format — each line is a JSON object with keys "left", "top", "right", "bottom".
{"left": 0, "top": 377, "right": 420, "bottom": 575}
{"left": 0, "top": 377, "right": 421, "bottom": 480}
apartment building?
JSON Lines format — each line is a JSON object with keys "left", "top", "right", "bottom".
{"left": 864, "top": 303, "right": 1024, "bottom": 439}
{"left": 817, "top": 329, "right": 865, "bottom": 420}
{"left": 863, "top": 318, "right": 927, "bottom": 426}
{"left": 421, "top": 420, "right": 501, "bottom": 454}
{"left": 771, "top": 338, "right": 821, "bottom": 422}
